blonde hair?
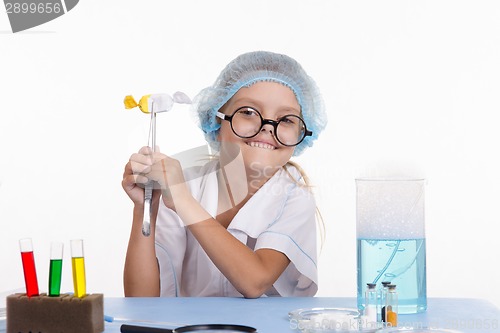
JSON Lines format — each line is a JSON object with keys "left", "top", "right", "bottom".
{"left": 283, "top": 161, "right": 326, "bottom": 254}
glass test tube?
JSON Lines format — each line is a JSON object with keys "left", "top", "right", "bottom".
{"left": 48, "top": 242, "right": 64, "bottom": 296}
{"left": 19, "top": 238, "right": 39, "bottom": 297}
{"left": 71, "top": 239, "right": 86, "bottom": 298}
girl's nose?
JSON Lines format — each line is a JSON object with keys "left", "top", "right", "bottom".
{"left": 260, "top": 124, "right": 274, "bottom": 135}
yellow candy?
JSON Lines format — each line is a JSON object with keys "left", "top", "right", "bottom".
{"left": 123, "top": 94, "right": 151, "bottom": 114}
{"left": 123, "top": 95, "right": 138, "bottom": 109}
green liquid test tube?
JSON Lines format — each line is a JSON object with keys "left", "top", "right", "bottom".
{"left": 71, "top": 239, "right": 86, "bottom": 298}
{"left": 48, "top": 242, "right": 63, "bottom": 296}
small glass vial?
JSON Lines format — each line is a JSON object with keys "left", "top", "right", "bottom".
{"left": 364, "top": 283, "right": 377, "bottom": 324}
{"left": 378, "top": 281, "right": 391, "bottom": 322}
{"left": 385, "top": 284, "right": 398, "bottom": 327}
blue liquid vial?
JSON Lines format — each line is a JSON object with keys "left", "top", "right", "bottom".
{"left": 357, "top": 238, "right": 427, "bottom": 314}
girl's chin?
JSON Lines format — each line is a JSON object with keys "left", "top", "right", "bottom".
{"left": 242, "top": 153, "right": 288, "bottom": 175}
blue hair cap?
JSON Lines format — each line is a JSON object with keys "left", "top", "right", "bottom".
{"left": 193, "top": 51, "right": 327, "bottom": 156}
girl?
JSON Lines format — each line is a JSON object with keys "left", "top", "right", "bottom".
{"left": 122, "top": 51, "right": 327, "bottom": 298}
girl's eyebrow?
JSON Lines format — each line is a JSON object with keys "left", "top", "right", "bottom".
{"left": 231, "top": 98, "right": 301, "bottom": 115}
{"left": 230, "top": 97, "right": 259, "bottom": 106}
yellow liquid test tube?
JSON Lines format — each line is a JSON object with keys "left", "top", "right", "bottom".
{"left": 71, "top": 239, "right": 86, "bottom": 298}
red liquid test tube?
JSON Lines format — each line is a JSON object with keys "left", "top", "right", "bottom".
{"left": 19, "top": 238, "right": 39, "bottom": 297}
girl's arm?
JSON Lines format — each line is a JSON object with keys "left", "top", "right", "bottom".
{"left": 172, "top": 189, "right": 290, "bottom": 298}
{"left": 123, "top": 204, "right": 160, "bottom": 296}
{"left": 122, "top": 149, "right": 162, "bottom": 296}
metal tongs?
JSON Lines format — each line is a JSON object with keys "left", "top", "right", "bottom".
{"left": 142, "top": 102, "right": 156, "bottom": 237}
{"left": 124, "top": 92, "right": 192, "bottom": 236}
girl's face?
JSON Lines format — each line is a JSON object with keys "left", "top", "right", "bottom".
{"left": 218, "top": 81, "right": 300, "bottom": 178}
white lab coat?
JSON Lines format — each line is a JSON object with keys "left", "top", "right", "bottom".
{"left": 154, "top": 160, "right": 318, "bottom": 297}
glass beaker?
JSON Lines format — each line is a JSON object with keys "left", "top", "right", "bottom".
{"left": 356, "top": 179, "right": 427, "bottom": 314}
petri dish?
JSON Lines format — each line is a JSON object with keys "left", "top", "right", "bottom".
{"left": 289, "top": 307, "right": 376, "bottom": 332}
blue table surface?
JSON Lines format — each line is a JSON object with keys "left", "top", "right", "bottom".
{"left": 103, "top": 297, "right": 500, "bottom": 333}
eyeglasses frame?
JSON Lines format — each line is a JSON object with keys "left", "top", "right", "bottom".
{"left": 216, "top": 106, "right": 313, "bottom": 147}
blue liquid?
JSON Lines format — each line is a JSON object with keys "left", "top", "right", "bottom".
{"left": 357, "top": 238, "right": 427, "bottom": 314}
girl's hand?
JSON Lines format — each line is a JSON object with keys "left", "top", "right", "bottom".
{"left": 151, "top": 151, "right": 189, "bottom": 212}
{"left": 122, "top": 146, "right": 163, "bottom": 206}
{"left": 122, "top": 146, "right": 188, "bottom": 211}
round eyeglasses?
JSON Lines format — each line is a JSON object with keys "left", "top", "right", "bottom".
{"left": 216, "top": 106, "right": 312, "bottom": 147}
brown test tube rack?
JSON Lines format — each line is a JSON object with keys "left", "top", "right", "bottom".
{"left": 6, "top": 293, "right": 104, "bottom": 333}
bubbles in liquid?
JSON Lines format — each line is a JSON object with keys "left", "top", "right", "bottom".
{"left": 356, "top": 179, "right": 425, "bottom": 239}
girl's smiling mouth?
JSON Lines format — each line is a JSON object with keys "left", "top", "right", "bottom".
{"left": 245, "top": 140, "right": 277, "bottom": 150}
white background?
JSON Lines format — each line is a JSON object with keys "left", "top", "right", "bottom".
{"left": 1, "top": 0, "right": 500, "bottom": 310}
